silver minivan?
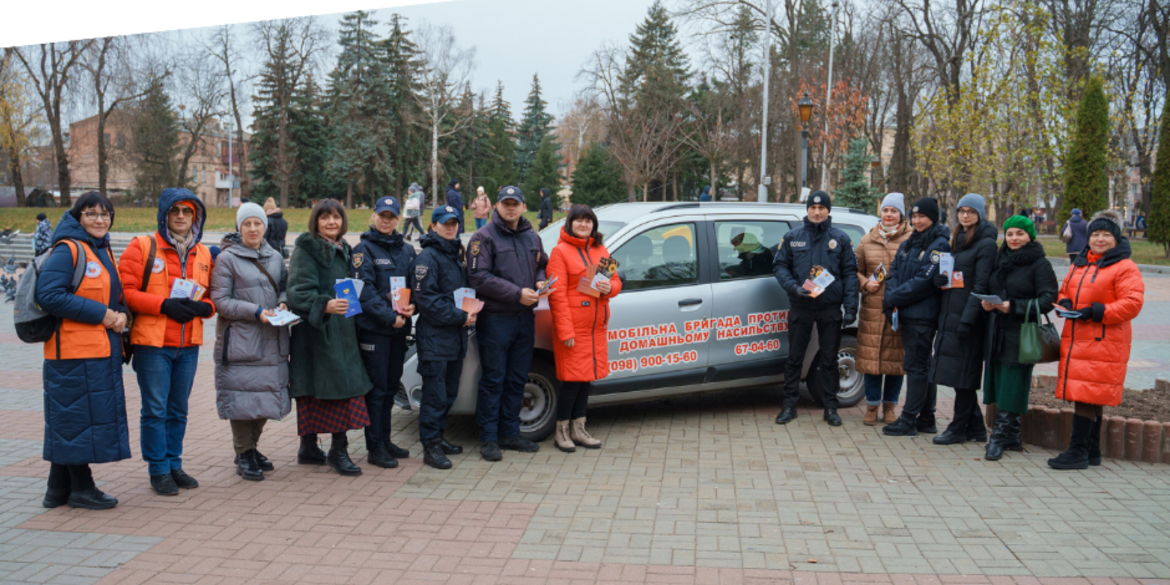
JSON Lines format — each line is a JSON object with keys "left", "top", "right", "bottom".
{"left": 396, "top": 202, "right": 878, "bottom": 441}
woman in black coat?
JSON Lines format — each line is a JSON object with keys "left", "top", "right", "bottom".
{"left": 931, "top": 194, "right": 997, "bottom": 445}
{"left": 980, "top": 215, "right": 1057, "bottom": 461}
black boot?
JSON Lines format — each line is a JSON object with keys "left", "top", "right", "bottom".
{"left": 424, "top": 443, "right": 452, "bottom": 470}
{"left": 1002, "top": 411, "right": 1024, "bottom": 451}
{"left": 367, "top": 445, "right": 399, "bottom": 469}
{"left": 823, "top": 409, "right": 842, "bottom": 427}
{"left": 297, "top": 434, "right": 326, "bottom": 465}
{"left": 326, "top": 432, "right": 362, "bottom": 476}
{"left": 43, "top": 463, "right": 70, "bottom": 508}
{"left": 67, "top": 465, "right": 117, "bottom": 510}
{"left": 1087, "top": 416, "right": 1103, "bottom": 466}
{"left": 935, "top": 390, "right": 974, "bottom": 445}
{"left": 915, "top": 414, "right": 938, "bottom": 434}
{"left": 774, "top": 406, "right": 797, "bottom": 425}
{"left": 236, "top": 449, "right": 275, "bottom": 471}
{"left": 437, "top": 438, "right": 463, "bottom": 455}
{"left": 1048, "top": 415, "right": 1092, "bottom": 470}
{"left": 236, "top": 450, "right": 265, "bottom": 481}
{"left": 985, "top": 411, "right": 1023, "bottom": 461}
{"left": 882, "top": 415, "right": 918, "bottom": 437}
{"left": 385, "top": 441, "right": 411, "bottom": 459}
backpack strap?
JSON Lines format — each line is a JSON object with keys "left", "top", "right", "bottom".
{"left": 138, "top": 235, "right": 158, "bottom": 292}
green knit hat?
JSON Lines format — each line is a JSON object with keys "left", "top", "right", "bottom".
{"left": 1003, "top": 215, "right": 1036, "bottom": 241}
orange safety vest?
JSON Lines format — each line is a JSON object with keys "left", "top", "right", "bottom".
{"left": 44, "top": 241, "right": 115, "bottom": 361}
{"left": 129, "top": 233, "right": 213, "bottom": 348}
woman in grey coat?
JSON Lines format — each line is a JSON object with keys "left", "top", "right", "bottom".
{"left": 210, "top": 203, "right": 291, "bottom": 481}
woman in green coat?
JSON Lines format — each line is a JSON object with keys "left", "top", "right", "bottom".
{"left": 288, "top": 200, "right": 372, "bottom": 476}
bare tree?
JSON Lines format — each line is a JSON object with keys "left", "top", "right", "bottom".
{"left": 84, "top": 35, "right": 161, "bottom": 196}
{"left": 556, "top": 96, "right": 604, "bottom": 179}
{"left": 173, "top": 48, "right": 228, "bottom": 192}
{"left": 13, "top": 41, "right": 94, "bottom": 207}
{"left": 415, "top": 22, "right": 476, "bottom": 207}
{"left": 206, "top": 25, "right": 255, "bottom": 199}
{"left": 888, "top": 0, "right": 984, "bottom": 106}
{"left": 0, "top": 49, "right": 43, "bottom": 205}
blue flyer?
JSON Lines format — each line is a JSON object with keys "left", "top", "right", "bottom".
{"left": 334, "top": 279, "right": 363, "bottom": 317}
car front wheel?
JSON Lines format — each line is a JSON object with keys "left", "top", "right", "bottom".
{"left": 806, "top": 334, "right": 864, "bottom": 408}
{"left": 519, "top": 359, "right": 560, "bottom": 442}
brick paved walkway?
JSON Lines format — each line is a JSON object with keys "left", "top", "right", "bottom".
{"left": 0, "top": 278, "right": 1168, "bottom": 584}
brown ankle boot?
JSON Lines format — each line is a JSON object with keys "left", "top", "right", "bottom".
{"left": 570, "top": 418, "right": 601, "bottom": 449}
{"left": 882, "top": 403, "right": 897, "bottom": 424}
{"left": 554, "top": 420, "right": 575, "bottom": 453}
{"left": 864, "top": 405, "right": 879, "bottom": 426}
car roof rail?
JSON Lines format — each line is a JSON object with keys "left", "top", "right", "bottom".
{"left": 653, "top": 202, "right": 701, "bottom": 212}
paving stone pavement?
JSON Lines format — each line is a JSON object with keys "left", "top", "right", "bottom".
{"left": 0, "top": 283, "right": 1167, "bottom": 583}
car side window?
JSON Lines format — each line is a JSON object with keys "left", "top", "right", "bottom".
{"left": 838, "top": 223, "right": 866, "bottom": 243}
{"left": 716, "top": 221, "right": 790, "bottom": 280}
{"left": 612, "top": 223, "right": 698, "bottom": 291}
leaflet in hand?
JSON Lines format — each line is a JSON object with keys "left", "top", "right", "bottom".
{"left": 892, "top": 308, "right": 899, "bottom": 331}
{"left": 937, "top": 253, "right": 964, "bottom": 289}
{"left": 170, "top": 279, "right": 206, "bottom": 301}
{"left": 869, "top": 264, "right": 887, "bottom": 283}
{"left": 972, "top": 293, "right": 1006, "bottom": 305}
{"left": 454, "top": 287, "right": 484, "bottom": 315}
{"left": 1054, "top": 307, "right": 1083, "bottom": 319}
{"left": 389, "top": 276, "right": 411, "bottom": 313}
{"left": 333, "top": 279, "right": 363, "bottom": 317}
{"left": 266, "top": 309, "right": 301, "bottom": 327}
{"left": 537, "top": 276, "right": 557, "bottom": 297}
{"left": 802, "top": 266, "right": 836, "bottom": 298}
{"left": 577, "top": 265, "right": 601, "bottom": 298}
{"left": 335, "top": 278, "right": 364, "bottom": 298}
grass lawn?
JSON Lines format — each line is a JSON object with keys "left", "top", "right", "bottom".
{"left": 0, "top": 207, "right": 561, "bottom": 234}
{"left": 1038, "top": 236, "right": 1170, "bottom": 266}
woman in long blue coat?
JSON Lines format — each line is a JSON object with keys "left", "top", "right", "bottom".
{"left": 35, "top": 192, "right": 132, "bottom": 509}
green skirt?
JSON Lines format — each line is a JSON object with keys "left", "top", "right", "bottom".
{"left": 983, "top": 361, "right": 1032, "bottom": 415}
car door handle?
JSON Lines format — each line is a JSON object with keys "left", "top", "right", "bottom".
{"left": 678, "top": 299, "right": 703, "bottom": 307}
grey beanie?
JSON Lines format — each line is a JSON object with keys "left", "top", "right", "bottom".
{"left": 880, "top": 192, "right": 906, "bottom": 219}
{"left": 956, "top": 193, "right": 986, "bottom": 221}
{"left": 236, "top": 202, "right": 268, "bottom": 231}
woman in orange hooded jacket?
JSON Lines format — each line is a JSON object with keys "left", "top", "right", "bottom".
{"left": 1049, "top": 210, "right": 1144, "bottom": 470}
{"left": 546, "top": 205, "right": 622, "bottom": 452}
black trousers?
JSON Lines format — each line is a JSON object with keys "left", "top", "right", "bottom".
{"left": 946, "top": 388, "right": 984, "bottom": 434}
{"left": 418, "top": 359, "right": 463, "bottom": 445}
{"left": 783, "top": 306, "right": 842, "bottom": 410}
{"left": 898, "top": 320, "right": 937, "bottom": 421}
{"left": 558, "top": 382, "right": 590, "bottom": 421}
{"left": 358, "top": 333, "right": 409, "bottom": 451}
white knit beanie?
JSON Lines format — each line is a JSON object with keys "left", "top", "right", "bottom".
{"left": 880, "top": 192, "right": 906, "bottom": 219}
{"left": 236, "top": 202, "right": 268, "bottom": 231}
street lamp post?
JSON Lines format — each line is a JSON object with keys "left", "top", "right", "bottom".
{"left": 798, "top": 93, "right": 814, "bottom": 193}
{"left": 758, "top": 0, "right": 773, "bottom": 203}
{"left": 224, "top": 121, "right": 234, "bottom": 207}
{"left": 820, "top": 0, "right": 839, "bottom": 190}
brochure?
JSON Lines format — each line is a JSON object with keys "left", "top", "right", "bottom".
{"left": 389, "top": 276, "right": 410, "bottom": 313}
{"left": 454, "top": 287, "right": 484, "bottom": 315}
{"left": 577, "top": 265, "right": 601, "bottom": 298}
{"left": 938, "top": 253, "right": 964, "bottom": 289}
{"left": 1054, "top": 307, "right": 1083, "bottom": 319}
{"left": 972, "top": 293, "right": 1006, "bottom": 306}
{"left": 892, "top": 308, "right": 899, "bottom": 331}
{"left": 802, "top": 266, "right": 836, "bottom": 298}
{"left": 169, "top": 279, "right": 206, "bottom": 301}
{"left": 333, "top": 279, "right": 363, "bottom": 317}
{"left": 869, "top": 264, "right": 887, "bottom": 284}
{"left": 335, "top": 278, "right": 364, "bottom": 298}
{"left": 266, "top": 309, "right": 301, "bottom": 327}
{"left": 537, "top": 276, "right": 558, "bottom": 297}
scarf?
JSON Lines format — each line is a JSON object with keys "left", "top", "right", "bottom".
{"left": 320, "top": 236, "right": 344, "bottom": 251}
{"left": 1086, "top": 250, "right": 1103, "bottom": 264}
{"left": 879, "top": 222, "right": 900, "bottom": 241}
{"left": 170, "top": 231, "right": 191, "bottom": 259}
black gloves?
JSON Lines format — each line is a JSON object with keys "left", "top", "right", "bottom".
{"left": 181, "top": 299, "right": 212, "bottom": 319}
{"left": 932, "top": 273, "right": 949, "bottom": 288}
{"left": 794, "top": 287, "right": 812, "bottom": 298}
{"left": 160, "top": 299, "right": 197, "bottom": 324}
{"left": 843, "top": 310, "right": 857, "bottom": 323}
{"left": 1057, "top": 299, "right": 1074, "bottom": 310}
{"left": 1073, "top": 305, "right": 1098, "bottom": 321}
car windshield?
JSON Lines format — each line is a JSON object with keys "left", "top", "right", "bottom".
{"left": 539, "top": 219, "right": 626, "bottom": 252}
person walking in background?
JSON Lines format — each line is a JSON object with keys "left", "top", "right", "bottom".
{"left": 467, "top": 186, "right": 547, "bottom": 461}
{"left": 538, "top": 188, "right": 554, "bottom": 230}
{"left": 981, "top": 215, "right": 1057, "bottom": 461}
{"left": 403, "top": 184, "right": 424, "bottom": 240}
{"left": 1063, "top": 208, "right": 1088, "bottom": 261}
{"left": 446, "top": 179, "right": 465, "bottom": 234}
{"left": 263, "top": 198, "right": 288, "bottom": 259}
{"left": 772, "top": 190, "right": 859, "bottom": 428}
{"left": 33, "top": 212, "right": 52, "bottom": 257}
{"left": 119, "top": 189, "right": 214, "bottom": 496}
{"left": 931, "top": 193, "right": 997, "bottom": 445}
{"left": 209, "top": 203, "right": 291, "bottom": 482}
{"left": 881, "top": 197, "right": 950, "bottom": 437}
{"left": 471, "top": 187, "right": 492, "bottom": 230}
{"left": 351, "top": 196, "right": 416, "bottom": 469}
{"left": 411, "top": 205, "right": 474, "bottom": 470}
{"left": 36, "top": 192, "right": 130, "bottom": 509}
{"left": 287, "top": 200, "right": 372, "bottom": 477}
{"left": 699, "top": 186, "right": 712, "bottom": 202}
{"left": 546, "top": 205, "right": 622, "bottom": 452}
{"left": 855, "top": 193, "right": 911, "bottom": 425}
{"left": 1049, "top": 210, "right": 1144, "bottom": 469}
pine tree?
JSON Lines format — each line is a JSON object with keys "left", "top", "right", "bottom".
{"left": 522, "top": 135, "right": 563, "bottom": 209}
{"left": 1148, "top": 97, "right": 1170, "bottom": 256}
{"left": 1060, "top": 75, "right": 1110, "bottom": 226}
{"left": 326, "top": 10, "right": 389, "bottom": 207}
{"left": 619, "top": 0, "right": 690, "bottom": 98}
{"left": 479, "top": 81, "right": 517, "bottom": 196}
{"left": 381, "top": 14, "right": 428, "bottom": 198}
{"left": 515, "top": 73, "right": 555, "bottom": 182}
{"left": 131, "top": 78, "right": 179, "bottom": 202}
{"left": 834, "top": 138, "right": 878, "bottom": 211}
{"left": 571, "top": 142, "right": 626, "bottom": 209}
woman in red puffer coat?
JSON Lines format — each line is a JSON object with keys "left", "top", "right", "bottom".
{"left": 1049, "top": 210, "right": 1144, "bottom": 470}
{"left": 547, "top": 205, "right": 622, "bottom": 453}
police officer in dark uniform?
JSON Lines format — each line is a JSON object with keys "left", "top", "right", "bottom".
{"left": 411, "top": 205, "right": 475, "bottom": 469}
{"left": 773, "top": 190, "right": 859, "bottom": 427}
{"left": 467, "top": 186, "right": 548, "bottom": 462}
{"left": 881, "top": 197, "right": 950, "bottom": 437}
{"left": 352, "top": 196, "right": 416, "bottom": 469}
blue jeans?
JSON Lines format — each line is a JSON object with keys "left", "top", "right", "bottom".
{"left": 132, "top": 346, "right": 199, "bottom": 476}
{"left": 864, "top": 374, "right": 903, "bottom": 406}
{"left": 474, "top": 218, "right": 487, "bottom": 230}
{"left": 475, "top": 312, "right": 535, "bottom": 442}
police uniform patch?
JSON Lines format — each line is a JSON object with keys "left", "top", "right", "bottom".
{"left": 352, "top": 253, "right": 364, "bottom": 268}
{"left": 790, "top": 240, "right": 807, "bottom": 248}
{"left": 470, "top": 241, "right": 481, "bottom": 256}
{"left": 814, "top": 196, "right": 822, "bottom": 203}
{"left": 918, "top": 251, "right": 925, "bottom": 260}
{"left": 415, "top": 265, "right": 428, "bottom": 280}
{"left": 85, "top": 261, "right": 101, "bottom": 279}
{"left": 152, "top": 258, "right": 165, "bottom": 274}
{"left": 930, "top": 250, "right": 940, "bottom": 264}
{"left": 828, "top": 239, "right": 837, "bottom": 250}
{"left": 507, "top": 188, "right": 515, "bottom": 195}
{"left": 913, "top": 206, "right": 920, "bottom": 213}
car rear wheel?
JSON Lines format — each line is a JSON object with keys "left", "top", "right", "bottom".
{"left": 519, "top": 359, "right": 559, "bottom": 442}
{"left": 806, "top": 335, "right": 864, "bottom": 408}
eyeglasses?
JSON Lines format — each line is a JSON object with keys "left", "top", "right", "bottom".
{"left": 82, "top": 211, "right": 112, "bottom": 222}
{"left": 168, "top": 207, "right": 194, "bottom": 217}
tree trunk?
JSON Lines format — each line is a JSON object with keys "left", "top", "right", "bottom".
{"left": 709, "top": 163, "right": 716, "bottom": 200}
{"left": 50, "top": 116, "right": 71, "bottom": 207}
{"left": 642, "top": 182, "right": 649, "bottom": 202}
{"left": 6, "top": 145, "right": 24, "bottom": 206}
{"left": 96, "top": 109, "right": 108, "bottom": 195}
{"left": 278, "top": 101, "right": 290, "bottom": 208}
{"left": 431, "top": 119, "right": 440, "bottom": 208}
{"left": 671, "top": 171, "right": 678, "bottom": 201}
{"left": 346, "top": 179, "right": 353, "bottom": 209}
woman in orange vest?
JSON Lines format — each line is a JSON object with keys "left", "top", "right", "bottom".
{"left": 118, "top": 188, "right": 215, "bottom": 496}
{"left": 546, "top": 204, "right": 622, "bottom": 452}
{"left": 35, "top": 192, "right": 131, "bottom": 509}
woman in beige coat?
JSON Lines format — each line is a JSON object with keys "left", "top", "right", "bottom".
{"left": 854, "top": 193, "right": 912, "bottom": 425}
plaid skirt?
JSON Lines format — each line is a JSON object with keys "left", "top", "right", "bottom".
{"left": 296, "top": 396, "right": 370, "bottom": 435}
